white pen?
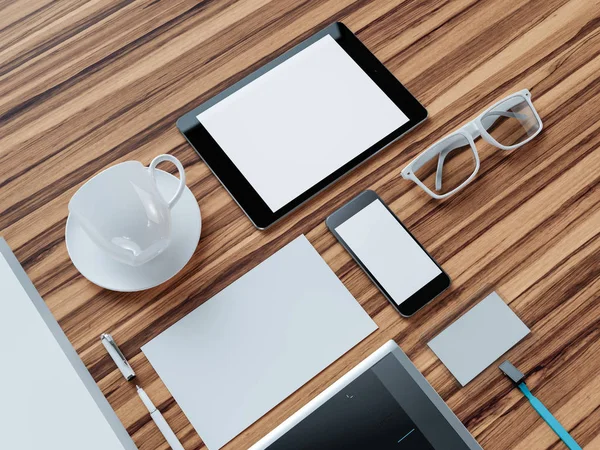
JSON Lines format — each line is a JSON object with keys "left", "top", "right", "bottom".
{"left": 100, "top": 333, "right": 136, "bottom": 381}
{"left": 137, "top": 386, "right": 185, "bottom": 450}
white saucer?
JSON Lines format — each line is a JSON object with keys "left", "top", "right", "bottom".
{"left": 66, "top": 169, "right": 201, "bottom": 292}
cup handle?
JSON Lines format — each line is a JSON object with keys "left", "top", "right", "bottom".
{"left": 149, "top": 154, "right": 186, "bottom": 209}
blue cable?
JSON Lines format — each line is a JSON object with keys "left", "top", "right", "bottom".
{"left": 517, "top": 382, "right": 581, "bottom": 450}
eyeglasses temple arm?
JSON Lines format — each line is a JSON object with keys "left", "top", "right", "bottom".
{"left": 435, "top": 148, "right": 452, "bottom": 191}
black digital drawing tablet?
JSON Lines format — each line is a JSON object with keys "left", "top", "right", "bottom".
{"left": 249, "top": 340, "right": 482, "bottom": 449}
{"left": 177, "top": 22, "right": 427, "bottom": 229}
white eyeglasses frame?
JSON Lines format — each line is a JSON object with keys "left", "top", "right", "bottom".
{"left": 401, "top": 89, "right": 543, "bottom": 199}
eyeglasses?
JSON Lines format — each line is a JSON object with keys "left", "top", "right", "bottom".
{"left": 401, "top": 89, "right": 543, "bottom": 199}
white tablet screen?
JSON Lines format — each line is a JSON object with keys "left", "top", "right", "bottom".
{"left": 197, "top": 34, "right": 409, "bottom": 212}
{"left": 335, "top": 199, "right": 442, "bottom": 305}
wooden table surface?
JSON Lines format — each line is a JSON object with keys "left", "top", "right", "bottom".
{"left": 2, "top": 0, "right": 599, "bottom": 449}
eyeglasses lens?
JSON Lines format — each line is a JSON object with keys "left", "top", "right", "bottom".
{"left": 481, "top": 96, "right": 540, "bottom": 147}
{"left": 414, "top": 134, "right": 477, "bottom": 196}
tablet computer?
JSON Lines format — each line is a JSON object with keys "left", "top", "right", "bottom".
{"left": 177, "top": 22, "right": 427, "bottom": 229}
{"left": 249, "top": 340, "right": 482, "bottom": 450}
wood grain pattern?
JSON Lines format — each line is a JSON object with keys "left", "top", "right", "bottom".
{"left": 1, "top": 0, "right": 599, "bottom": 448}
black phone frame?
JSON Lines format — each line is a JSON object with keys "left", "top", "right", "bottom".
{"left": 326, "top": 190, "right": 450, "bottom": 317}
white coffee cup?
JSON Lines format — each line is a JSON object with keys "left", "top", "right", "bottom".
{"left": 68, "top": 154, "right": 186, "bottom": 266}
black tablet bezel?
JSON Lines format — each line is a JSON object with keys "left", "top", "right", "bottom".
{"left": 177, "top": 22, "right": 427, "bottom": 229}
{"left": 326, "top": 190, "right": 450, "bottom": 317}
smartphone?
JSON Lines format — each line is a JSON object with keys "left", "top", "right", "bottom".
{"left": 326, "top": 190, "right": 450, "bottom": 317}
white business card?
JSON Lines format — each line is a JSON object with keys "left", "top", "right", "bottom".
{"left": 428, "top": 291, "right": 530, "bottom": 386}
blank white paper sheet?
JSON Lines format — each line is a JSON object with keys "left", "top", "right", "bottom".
{"left": 197, "top": 34, "right": 409, "bottom": 212}
{"left": 142, "top": 235, "right": 378, "bottom": 449}
{"left": 428, "top": 292, "right": 530, "bottom": 386}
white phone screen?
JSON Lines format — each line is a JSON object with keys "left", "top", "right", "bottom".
{"left": 335, "top": 199, "right": 442, "bottom": 305}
